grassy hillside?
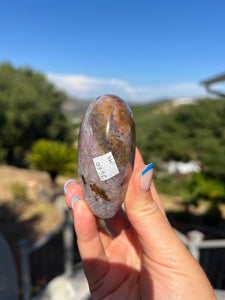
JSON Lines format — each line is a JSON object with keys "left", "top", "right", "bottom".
{"left": 132, "top": 98, "right": 225, "bottom": 180}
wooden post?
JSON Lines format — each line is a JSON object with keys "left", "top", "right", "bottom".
{"left": 63, "top": 209, "right": 74, "bottom": 277}
{"left": 188, "top": 230, "right": 204, "bottom": 262}
{"left": 19, "top": 239, "right": 31, "bottom": 300}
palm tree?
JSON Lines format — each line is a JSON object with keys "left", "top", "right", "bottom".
{"left": 27, "top": 139, "right": 77, "bottom": 186}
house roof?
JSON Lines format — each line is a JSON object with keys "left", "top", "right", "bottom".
{"left": 200, "top": 72, "right": 225, "bottom": 97}
{"left": 200, "top": 73, "right": 225, "bottom": 86}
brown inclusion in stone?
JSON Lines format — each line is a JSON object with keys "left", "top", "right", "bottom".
{"left": 81, "top": 174, "right": 87, "bottom": 185}
{"left": 90, "top": 184, "right": 111, "bottom": 202}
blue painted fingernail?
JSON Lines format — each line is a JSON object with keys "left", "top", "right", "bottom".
{"left": 71, "top": 196, "right": 80, "bottom": 210}
{"left": 141, "top": 163, "right": 154, "bottom": 176}
{"left": 64, "top": 179, "right": 76, "bottom": 194}
{"left": 140, "top": 163, "right": 154, "bottom": 191}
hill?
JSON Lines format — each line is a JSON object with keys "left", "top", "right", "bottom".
{"left": 62, "top": 97, "right": 90, "bottom": 119}
{"left": 132, "top": 98, "right": 225, "bottom": 180}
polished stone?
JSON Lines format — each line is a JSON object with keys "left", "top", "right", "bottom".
{"left": 78, "top": 94, "right": 135, "bottom": 218}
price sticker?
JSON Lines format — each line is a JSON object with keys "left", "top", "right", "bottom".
{"left": 93, "top": 152, "right": 119, "bottom": 181}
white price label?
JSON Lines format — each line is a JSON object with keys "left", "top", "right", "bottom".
{"left": 93, "top": 152, "right": 119, "bottom": 181}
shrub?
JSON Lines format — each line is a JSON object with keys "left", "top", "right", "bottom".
{"left": 10, "top": 182, "right": 30, "bottom": 204}
{"left": 27, "top": 139, "right": 77, "bottom": 186}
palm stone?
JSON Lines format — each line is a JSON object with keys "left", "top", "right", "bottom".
{"left": 78, "top": 94, "right": 136, "bottom": 218}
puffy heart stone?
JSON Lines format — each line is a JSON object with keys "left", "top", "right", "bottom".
{"left": 78, "top": 94, "right": 136, "bottom": 218}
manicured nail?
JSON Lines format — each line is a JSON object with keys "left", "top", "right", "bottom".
{"left": 64, "top": 179, "right": 76, "bottom": 194}
{"left": 71, "top": 196, "right": 81, "bottom": 210}
{"left": 140, "top": 163, "right": 154, "bottom": 191}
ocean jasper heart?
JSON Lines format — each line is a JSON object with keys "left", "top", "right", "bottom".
{"left": 78, "top": 94, "right": 136, "bottom": 219}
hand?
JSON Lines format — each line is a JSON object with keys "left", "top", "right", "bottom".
{"left": 65, "top": 149, "right": 216, "bottom": 300}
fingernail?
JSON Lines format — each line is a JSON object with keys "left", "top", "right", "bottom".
{"left": 71, "top": 196, "right": 81, "bottom": 210}
{"left": 140, "top": 163, "right": 154, "bottom": 191}
{"left": 64, "top": 179, "right": 76, "bottom": 194}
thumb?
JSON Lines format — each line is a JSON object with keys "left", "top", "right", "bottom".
{"left": 124, "top": 163, "right": 216, "bottom": 299}
{"left": 125, "top": 163, "right": 188, "bottom": 261}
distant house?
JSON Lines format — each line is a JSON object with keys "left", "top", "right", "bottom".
{"left": 200, "top": 72, "right": 225, "bottom": 98}
{"left": 164, "top": 160, "right": 201, "bottom": 175}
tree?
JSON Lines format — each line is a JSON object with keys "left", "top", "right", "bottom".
{"left": 0, "top": 62, "right": 74, "bottom": 166}
{"left": 133, "top": 98, "right": 225, "bottom": 179}
{"left": 27, "top": 139, "right": 77, "bottom": 186}
{"left": 181, "top": 173, "right": 225, "bottom": 225}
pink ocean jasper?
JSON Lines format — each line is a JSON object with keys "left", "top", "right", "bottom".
{"left": 78, "top": 94, "right": 136, "bottom": 218}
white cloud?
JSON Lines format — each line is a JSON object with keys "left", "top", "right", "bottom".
{"left": 47, "top": 73, "right": 207, "bottom": 103}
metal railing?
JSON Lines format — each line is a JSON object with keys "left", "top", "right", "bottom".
{"left": 176, "top": 230, "right": 225, "bottom": 261}
{"left": 19, "top": 215, "right": 225, "bottom": 300}
{"left": 176, "top": 229, "right": 225, "bottom": 291}
{"left": 19, "top": 210, "right": 76, "bottom": 300}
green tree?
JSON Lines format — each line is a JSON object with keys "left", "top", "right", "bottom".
{"left": 27, "top": 139, "right": 77, "bottom": 186}
{"left": 189, "top": 173, "right": 225, "bottom": 202}
{"left": 133, "top": 98, "right": 225, "bottom": 179}
{"left": 0, "top": 62, "right": 74, "bottom": 166}
{"left": 183, "top": 173, "right": 225, "bottom": 225}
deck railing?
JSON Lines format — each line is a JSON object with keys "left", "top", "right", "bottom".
{"left": 19, "top": 214, "right": 225, "bottom": 300}
{"left": 19, "top": 210, "right": 77, "bottom": 300}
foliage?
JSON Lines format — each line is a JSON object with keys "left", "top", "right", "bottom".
{"left": 0, "top": 62, "right": 74, "bottom": 166}
{"left": 10, "top": 182, "right": 30, "bottom": 204}
{"left": 189, "top": 173, "right": 225, "bottom": 202}
{"left": 132, "top": 98, "right": 225, "bottom": 219}
{"left": 175, "top": 173, "right": 225, "bottom": 222}
{"left": 27, "top": 139, "right": 77, "bottom": 185}
{"left": 132, "top": 98, "right": 225, "bottom": 180}
{"left": 153, "top": 174, "right": 190, "bottom": 196}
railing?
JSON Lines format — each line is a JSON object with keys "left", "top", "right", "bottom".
{"left": 176, "top": 230, "right": 225, "bottom": 290}
{"left": 19, "top": 210, "right": 77, "bottom": 300}
{"left": 19, "top": 215, "right": 225, "bottom": 300}
{"left": 176, "top": 230, "right": 225, "bottom": 261}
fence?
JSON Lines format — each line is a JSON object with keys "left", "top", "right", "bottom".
{"left": 176, "top": 230, "right": 225, "bottom": 289}
{"left": 19, "top": 210, "right": 79, "bottom": 300}
{"left": 19, "top": 215, "right": 225, "bottom": 300}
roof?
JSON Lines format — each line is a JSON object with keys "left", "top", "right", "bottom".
{"left": 200, "top": 72, "right": 225, "bottom": 97}
{"left": 200, "top": 73, "right": 225, "bottom": 86}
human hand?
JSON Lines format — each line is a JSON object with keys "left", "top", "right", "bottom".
{"left": 65, "top": 149, "right": 216, "bottom": 300}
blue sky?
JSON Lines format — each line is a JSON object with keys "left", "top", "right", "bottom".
{"left": 1, "top": 0, "right": 225, "bottom": 102}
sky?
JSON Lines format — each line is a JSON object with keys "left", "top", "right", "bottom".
{"left": 1, "top": 0, "right": 225, "bottom": 103}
